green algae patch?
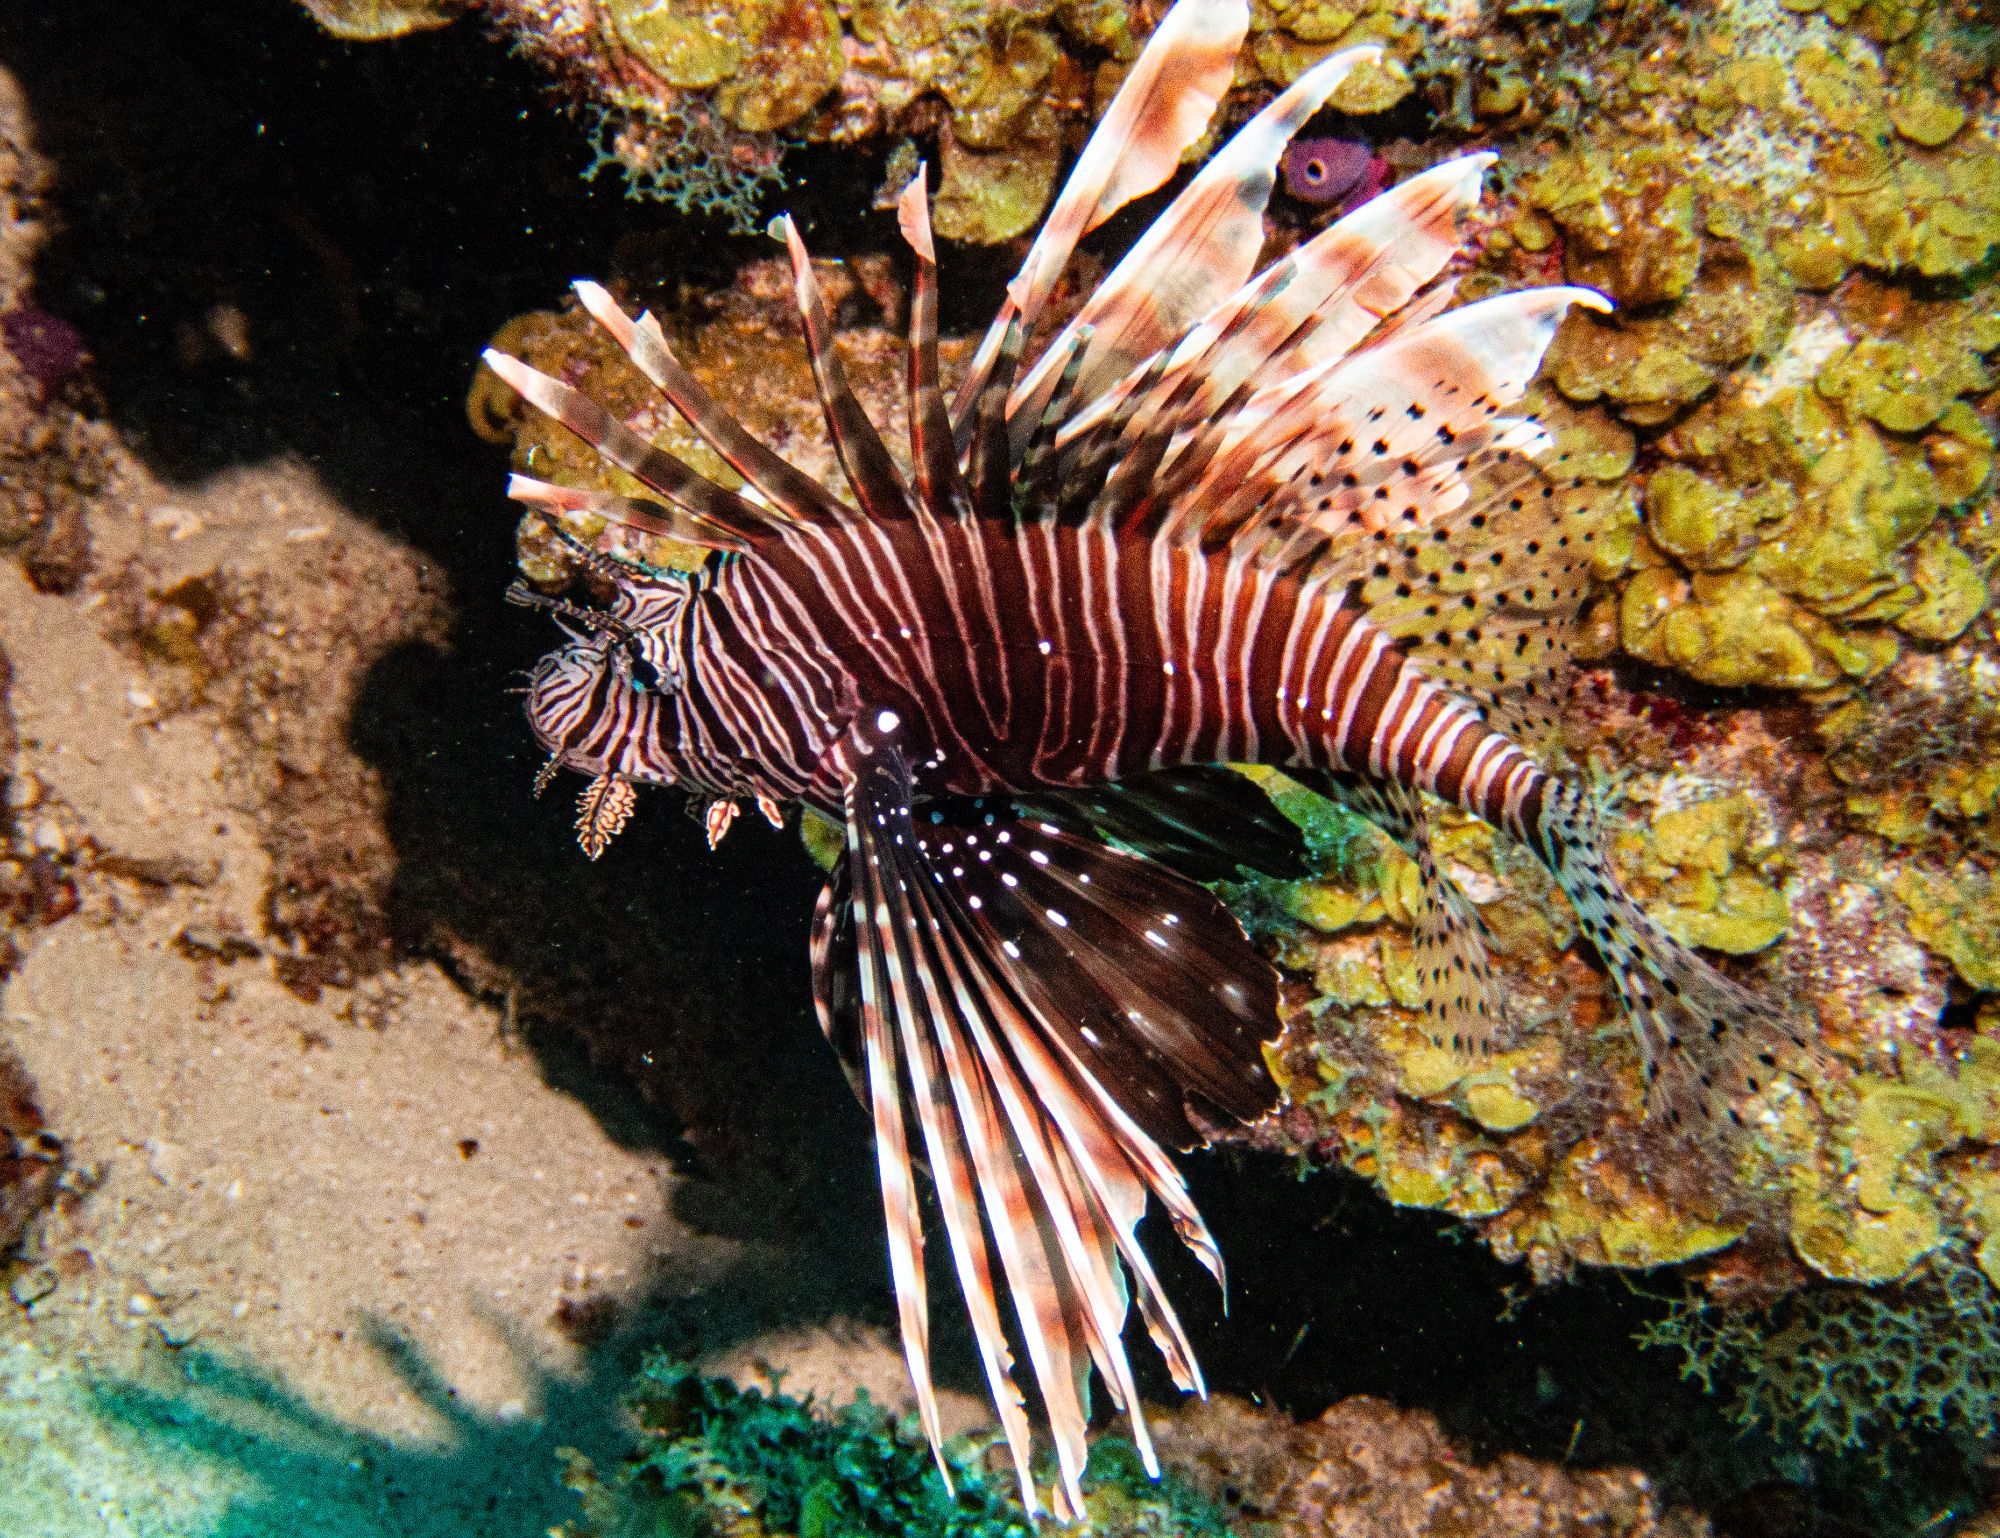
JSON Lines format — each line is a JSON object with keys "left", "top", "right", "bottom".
{"left": 558, "top": 1356, "right": 1236, "bottom": 1537}
{"left": 1645, "top": 464, "right": 1784, "bottom": 573}
{"left": 711, "top": 0, "right": 845, "bottom": 132}
{"left": 1897, "top": 533, "right": 1988, "bottom": 644}
{"left": 1525, "top": 145, "right": 1704, "bottom": 308}
{"left": 296, "top": 0, "right": 458, "bottom": 38}
{"left": 934, "top": 111, "right": 1063, "bottom": 244}
{"left": 1781, "top": 1049, "right": 2000, "bottom": 1285}
{"left": 1817, "top": 336, "right": 1990, "bottom": 436}
{"left": 611, "top": 0, "right": 748, "bottom": 88}
{"left": 1631, "top": 793, "right": 1792, "bottom": 956}
{"left": 1889, "top": 83, "right": 1964, "bottom": 148}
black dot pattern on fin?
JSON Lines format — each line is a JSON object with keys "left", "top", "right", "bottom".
{"left": 1529, "top": 782, "right": 1819, "bottom": 1139}
{"left": 1353, "top": 445, "right": 1611, "bottom": 756}
{"left": 1304, "top": 770, "right": 1512, "bottom": 1058}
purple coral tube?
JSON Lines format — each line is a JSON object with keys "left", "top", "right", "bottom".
{"left": 1279, "top": 136, "right": 1389, "bottom": 214}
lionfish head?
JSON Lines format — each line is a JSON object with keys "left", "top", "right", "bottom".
{"left": 519, "top": 578, "right": 690, "bottom": 777}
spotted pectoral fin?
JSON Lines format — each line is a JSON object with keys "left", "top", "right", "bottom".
{"left": 1015, "top": 765, "right": 1312, "bottom": 884}
{"left": 1304, "top": 771, "right": 1511, "bottom": 1058}
{"left": 916, "top": 792, "right": 1285, "bottom": 1144}
{"left": 823, "top": 745, "right": 1279, "bottom": 1514}
{"left": 1350, "top": 445, "right": 1612, "bottom": 759}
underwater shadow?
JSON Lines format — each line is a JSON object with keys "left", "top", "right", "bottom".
{"left": 3, "top": 0, "right": 900, "bottom": 1344}
{"left": 81, "top": 1314, "right": 633, "bottom": 1538}
{"left": 348, "top": 626, "right": 896, "bottom": 1338}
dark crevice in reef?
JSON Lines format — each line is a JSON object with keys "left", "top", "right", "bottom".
{"left": 0, "top": 4, "right": 1911, "bottom": 1531}
{"left": 0, "top": 0, "right": 894, "bottom": 1352}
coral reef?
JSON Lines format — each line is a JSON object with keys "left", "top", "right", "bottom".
{"left": 1153, "top": 1394, "right": 1706, "bottom": 1538}
{"left": 1640, "top": 1243, "right": 2000, "bottom": 1459}
{"left": 473, "top": 0, "right": 2000, "bottom": 1309}
{"left": 302, "top": 0, "right": 1428, "bottom": 242}
{"left": 291, "top": 0, "right": 461, "bottom": 40}
{"left": 453, "top": 0, "right": 2000, "bottom": 1486}
{"left": 556, "top": 1356, "right": 1708, "bottom": 1538}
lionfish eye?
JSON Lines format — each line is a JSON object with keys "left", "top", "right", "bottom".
{"left": 1303, "top": 158, "right": 1327, "bottom": 184}
{"left": 623, "top": 640, "right": 674, "bottom": 695}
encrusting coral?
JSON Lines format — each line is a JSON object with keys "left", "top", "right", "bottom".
{"left": 299, "top": 0, "right": 1447, "bottom": 241}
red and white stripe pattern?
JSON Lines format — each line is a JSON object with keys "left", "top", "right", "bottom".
{"left": 521, "top": 512, "right": 1556, "bottom": 849}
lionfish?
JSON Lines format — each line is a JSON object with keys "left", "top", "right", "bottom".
{"left": 481, "top": 0, "right": 1809, "bottom": 1515}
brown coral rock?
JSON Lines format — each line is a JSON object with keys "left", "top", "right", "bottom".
{"left": 0, "top": 1038, "right": 59, "bottom": 1259}
{"left": 1154, "top": 1394, "right": 1710, "bottom": 1537}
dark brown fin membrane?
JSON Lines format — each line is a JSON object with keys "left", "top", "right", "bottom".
{"left": 809, "top": 866, "right": 865, "bottom": 1107}
{"left": 835, "top": 741, "right": 1245, "bottom": 1516}
{"left": 1527, "top": 780, "right": 1821, "bottom": 1135}
{"left": 896, "top": 171, "right": 974, "bottom": 520}
{"left": 918, "top": 795, "right": 1282, "bottom": 1142}
{"left": 1017, "top": 766, "right": 1313, "bottom": 885}
{"left": 967, "top": 317, "right": 1026, "bottom": 518}
{"left": 1303, "top": 771, "right": 1511, "bottom": 1057}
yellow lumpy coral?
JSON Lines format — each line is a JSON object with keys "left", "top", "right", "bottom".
{"left": 1525, "top": 145, "right": 1704, "bottom": 308}
{"left": 1894, "top": 863, "right": 2000, "bottom": 992}
{"left": 293, "top": 0, "right": 458, "bottom": 38}
{"left": 1628, "top": 792, "right": 1792, "bottom": 956}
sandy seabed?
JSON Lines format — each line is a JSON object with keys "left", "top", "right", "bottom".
{"left": 0, "top": 49, "right": 971, "bottom": 1523}
{"left": 0, "top": 455, "right": 969, "bottom": 1537}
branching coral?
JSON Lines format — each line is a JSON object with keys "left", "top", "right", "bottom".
{"left": 1638, "top": 1244, "right": 2000, "bottom": 1457}
{"left": 581, "top": 100, "right": 787, "bottom": 235}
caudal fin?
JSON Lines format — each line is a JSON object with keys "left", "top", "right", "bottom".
{"left": 1527, "top": 781, "right": 1817, "bottom": 1135}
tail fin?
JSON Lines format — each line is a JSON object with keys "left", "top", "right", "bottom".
{"left": 1526, "top": 781, "right": 1816, "bottom": 1135}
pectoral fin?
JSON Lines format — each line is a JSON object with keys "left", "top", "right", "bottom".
{"left": 813, "top": 744, "right": 1284, "bottom": 1515}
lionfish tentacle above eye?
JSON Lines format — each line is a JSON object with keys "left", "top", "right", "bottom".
{"left": 505, "top": 472, "right": 749, "bottom": 556}
{"left": 482, "top": 0, "right": 1819, "bottom": 1510}
{"left": 779, "top": 217, "right": 917, "bottom": 522}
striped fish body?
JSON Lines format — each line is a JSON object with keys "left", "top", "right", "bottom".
{"left": 540, "top": 518, "right": 1547, "bottom": 836}
{"left": 484, "top": 1, "right": 1817, "bottom": 1516}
